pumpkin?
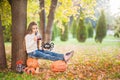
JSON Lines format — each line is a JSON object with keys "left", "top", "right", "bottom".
{"left": 51, "top": 60, "right": 67, "bottom": 72}
{"left": 24, "top": 67, "right": 35, "bottom": 75}
{"left": 27, "top": 58, "right": 39, "bottom": 68}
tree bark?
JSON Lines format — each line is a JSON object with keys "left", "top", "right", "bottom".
{"left": 11, "top": 0, "right": 27, "bottom": 71}
{"left": 0, "top": 15, "right": 7, "bottom": 69}
{"left": 45, "top": 0, "right": 58, "bottom": 42}
{"left": 39, "top": 0, "right": 46, "bottom": 42}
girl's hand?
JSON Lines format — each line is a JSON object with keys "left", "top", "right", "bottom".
{"left": 34, "top": 36, "right": 38, "bottom": 41}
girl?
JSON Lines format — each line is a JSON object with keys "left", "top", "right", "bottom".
{"left": 25, "top": 21, "right": 74, "bottom": 62}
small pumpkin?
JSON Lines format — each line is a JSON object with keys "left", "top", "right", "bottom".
{"left": 27, "top": 58, "right": 39, "bottom": 68}
{"left": 51, "top": 60, "right": 67, "bottom": 72}
{"left": 24, "top": 67, "right": 35, "bottom": 75}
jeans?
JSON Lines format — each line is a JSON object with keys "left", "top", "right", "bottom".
{"left": 28, "top": 50, "right": 64, "bottom": 61}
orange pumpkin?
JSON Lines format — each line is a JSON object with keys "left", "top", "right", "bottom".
{"left": 24, "top": 67, "right": 35, "bottom": 75}
{"left": 51, "top": 60, "right": 67, "bottom": 72}
{"left": 27, "top": 58, "right": 39, "bottom": 68}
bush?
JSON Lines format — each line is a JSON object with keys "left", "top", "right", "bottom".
{"left": 86, "top": 22, "right": 94, "bottom": 38}
{"left": 76, "top": 12, "right": 87, "bottom": 42}
{"left": 95, "top": 10, "right": 107, "bottom": 43}
{"left": 71, "top": 19, "right": 78, "bottom": 38}
{"left": 3, "top": 25, "right": 12, "bottom": 42}
{"left": 52, "top": 23, "right": 57, "bottom": 41}
{"left": 60, "top": 22, "right": 68, "bottom": 41}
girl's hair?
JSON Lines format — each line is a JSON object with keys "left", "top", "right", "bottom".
{"left": 26, "top": 21, "right": 37, "bottom": 34}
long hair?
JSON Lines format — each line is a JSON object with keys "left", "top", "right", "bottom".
{"left": 26, "top": 21, "right": 37, "bottom": 35}
{"left": 24, "top": 21, "right": 38, "bottom": 52}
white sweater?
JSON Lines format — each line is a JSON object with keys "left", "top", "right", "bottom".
{"left": 25, "top": 33, "right": 37, "bottom": 53}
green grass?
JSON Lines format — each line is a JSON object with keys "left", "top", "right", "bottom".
{"left": 0, "top": 72, "right": 38, "bottom": 80}
{"left": 53, "top": 35, "right": 120, "bottom": 47}
{"left": 4, "top": 35, "right": 120, "bottom": 47}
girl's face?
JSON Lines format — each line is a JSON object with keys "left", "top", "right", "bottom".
{"left": 32, "top": 25, "right": 38, "bottom": 34}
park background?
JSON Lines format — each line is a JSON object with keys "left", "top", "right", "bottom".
{"left": 0, "top": 0, "right": 120, "bottom": 80}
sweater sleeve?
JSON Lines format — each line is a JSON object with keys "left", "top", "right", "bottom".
{"left": 25, "top": 34, "right": 36, "bottom": 49}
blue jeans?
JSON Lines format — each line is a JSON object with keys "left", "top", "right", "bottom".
{"left": 27, "top": 50, "right": 64, "bottom": 61}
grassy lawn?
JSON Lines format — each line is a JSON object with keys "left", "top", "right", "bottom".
{"left": 0, "top": 35, "right": 120, "bottom": 80}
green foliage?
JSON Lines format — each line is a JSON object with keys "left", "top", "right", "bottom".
{"left": 3, "top": 24, "right": 11, "bottom": 42}
{"left": 78, "top": 0, "right": 96, "bottom": 20}
{"left": 114, "top": 17, "right": 120, "bottom": 38}
{"left": 52, "top": 27, "right": 55, "bottom": 41}
{"left": 52, "top": 22, "right": 59, "bottom": 41}
{"left": 27, "top": 0, "right": 39, "bottom": 25}
{"left": 0, "top": 72, "right": 37, "bottom": 80}
{"left": 71, "top": 18, "right": 78, "bottom": 38}
{"left": 0, "top": 0, "right": 11, "bottom": 26}
{"left": 55, "top": 0, "right": 96, "bottom": 31}
{"left": 0, "top": 0, "right": 97, "bottom": 42}
{"left": 60, "top": 22, "right": 68, "bottom": 41}
{"left": 86, "top": 21, "right": 94, "bottom": 38}
{"left": 76, "top": 12, "right": 87, "bottom": 42}
{"left": 95, "top": 10, "right": 107, "bottom": 43}
{"left": 0, "top": 0, "right": 11, "bottom": 42}
{"left": 55, "top": 0, "right": 96, "bottom": 22}
{"left": 55, "top": 0, "right": 78, "bottom": 23}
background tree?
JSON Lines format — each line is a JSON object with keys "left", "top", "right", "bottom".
{"left": 39, "top": 0, "right": 58, "bottom": 43}
{"left": 76, "top": 11, "right": 87, "bottom": 42}
{"left": 0, "top": 0, "right": 11, "bottom": 42}
{"left": 60, "top": 21, "right": 68, "bottom": 41}
{"left": 8, "top": 0, "right": 27, "bottom": 70}
{"left": 3, "top": 25, "right": 12, "bottom": 42}
{"left": 71, "top": 18, "right": 78, "bottom": 38}
{"left": 52, "top": 22, "right": 58, "bottom": 41}
{"left": 86, "top": 21, "right": 94, "bottom": 38}
{"left": 39, "top": 0, "right": 46, "bottom": 41}
{"left": 39, "top": 0, "right": 96, "bottom": 42}
{"left": 1, "top": 0, "right": 97, "bottom": 43}
{"left": 114, "top": 16, "right": 120, "bottom": 38}
{"left": 0, "top": 15, "right": 7, "bottom": 69}
{"left": 95, "top": 10, "right": 107, "bottom": 43}
{"left": 45, "top": 0, "right": 58, "bottom": 43}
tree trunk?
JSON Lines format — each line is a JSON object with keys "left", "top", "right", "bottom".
{"left": 39, "top": 0, "right": 46, "bottom": 42}
{"left": 0, "top": 15, "right": 7, "bottom": 69}
{"left": 11, "top": 0, "right": 27, "bottom": 71}
{"left": 45, "top": 0, "right": 58, "bottom": 42}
